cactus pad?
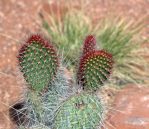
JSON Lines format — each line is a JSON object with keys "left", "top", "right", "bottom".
{"left": 82, "top": 35, "right": 96, "bottom": 56}
{"left": 78, "top": 50, "right": 113, "bottom": 90}
{"left": 54, "top": 93, "right": 104, "bottom": 129}
{"left": 18, "top": 34, "right": 58, "bottom": 92}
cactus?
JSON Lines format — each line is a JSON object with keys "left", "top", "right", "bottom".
{"left": 54, "top": 93, "right": 104, "bottom": 129}
{"left": 17, "top": 34, "right": 58, "bottom": 92}
{"left": 82, "top": 35, "right": 96, "bottom": 56}
{"left": 78, "top": 50, "right": 113, "bottom": 90}
{"left": 14, "top": 34, "right": 113, "bottom": 129}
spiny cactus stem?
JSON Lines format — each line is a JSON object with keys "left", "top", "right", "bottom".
{"left": 18, "top": 34, "right": 59, "bottom": 92}
{"left": 78, "top": 50, "right": 113, "bottom": 90}
{"left": 82, "top": 35, "right": 96, "bottom": 56}
{"left": 54, "top": 93, "right": 105, "bottom": 129}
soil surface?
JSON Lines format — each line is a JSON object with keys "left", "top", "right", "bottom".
{"left": 0, "top": 0, "right": 148, "bottom": 129}
{"left": 105, "top": 85, "right": 149, "bottom": 129}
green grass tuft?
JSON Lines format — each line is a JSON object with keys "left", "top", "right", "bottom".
{"left": 42, "top": 10, "right": 91, "bottom": 67}
{"left": 94, "top": 19, "right": 147, "bottom": 86}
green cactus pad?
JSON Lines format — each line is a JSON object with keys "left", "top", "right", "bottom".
{"left": 78, "top": 50, "right": 113, "bottom": 90}
{"left": 18, "top": 34, "right": 58, "bottom": 92}
{"left": 54, "top": 93, "right": 104, "bottom": 129}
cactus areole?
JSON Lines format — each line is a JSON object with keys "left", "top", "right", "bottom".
{"left": 18, "top": 34, "right": 58, "bottom": 92}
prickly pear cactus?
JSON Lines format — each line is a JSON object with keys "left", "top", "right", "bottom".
{"left": 14, "top": 34, "right": 113, "bottom": 129}
{"left": 82, "top": 35, "right": 96, "bottom": 55}
{"left": 18, "top": 34, "right": 58, "bottom": 92}
{"left": 54, "top": 93, "right": 104, "bottom": 129}
{"left": 78, "top": 50, "right": 113, "bottom": 90}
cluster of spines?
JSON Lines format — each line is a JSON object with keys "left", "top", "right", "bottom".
{"left": 18, "top": 34, "right": 59, "bottom": 92}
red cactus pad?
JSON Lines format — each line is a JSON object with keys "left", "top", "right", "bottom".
{"left": 18, "top": 34, "right": 58, "bottom": 92}
{"left": 82, "top": 35, "right": 96, "bottom": 56}
{"left": 77, "top": 50, "right": 113, "bottom": 90}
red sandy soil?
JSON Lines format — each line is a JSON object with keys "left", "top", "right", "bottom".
{"left": 105, "top": 85, "right": 149, "bottom": 129}
{"left": 0, "top": 0, "right": 148, "bottom": 129}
